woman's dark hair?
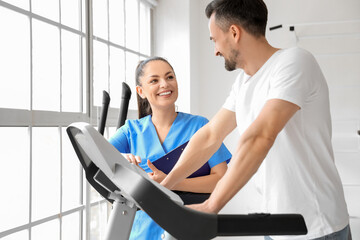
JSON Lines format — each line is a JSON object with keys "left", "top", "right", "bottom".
{"left": 205, "top": 0, "right": 268, "bottom": 38}
{"left": 135, "top": 56, "right": 175, "bottom": 119}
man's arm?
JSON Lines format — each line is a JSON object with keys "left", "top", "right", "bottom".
{"left": 189, "top": 99, "right": 300, "bottom": 213}
{"left": 161, "top": 108, "right": 237, "bottom": 189}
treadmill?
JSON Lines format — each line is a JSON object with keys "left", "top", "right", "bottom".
{"left": 66, "top": 122, "right": 307, "bottom": 240}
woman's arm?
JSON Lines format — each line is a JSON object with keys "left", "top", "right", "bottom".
{"left": 161, "top": 108, "right": 237, "bottom": 189}
{"left": 172, "top": 162, "right": 227, "bottom": 193}
{"left": 148, "top": 160, "right": 228, "bottom": 193}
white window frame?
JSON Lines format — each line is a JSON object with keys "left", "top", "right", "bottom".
{"left": 0, "top": 0, "right": 156, "bottom": 239}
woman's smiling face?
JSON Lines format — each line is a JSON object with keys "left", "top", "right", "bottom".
{"left": 136, "top": 60, "right": 178, "bottom": 110}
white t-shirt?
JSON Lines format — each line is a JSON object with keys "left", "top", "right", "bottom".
{"left": 223, "top": 47, "right": 349, "bottom": 239}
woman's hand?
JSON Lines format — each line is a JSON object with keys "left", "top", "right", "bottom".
{"left": 147, "top": 159, "right": 167, "bottom": 183}
{"left": 122, "top": 153, "right": 142, "bottom": 168}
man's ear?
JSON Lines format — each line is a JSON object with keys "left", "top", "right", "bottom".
{"left": 136, "top": 85, "right": 146, "bottom": 99}
{"left": 230, "top": 24, "right": 241, "bottom": 42}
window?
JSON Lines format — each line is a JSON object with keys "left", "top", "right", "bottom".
{"left": 0, "top": 0, "right": 155, "bottom": 239}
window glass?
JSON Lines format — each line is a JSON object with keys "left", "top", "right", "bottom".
{"left": 125, "top": 52, "right": 140, "bottom": 110}
{"left": 90, "top": 186, "right": 103, "bottom": 203}
{"left": 2, "top": 0, "right": 29, "bottom": 10}
{"left": 82, "top": 37, "right": 87, "bottom": 113}
{"left": 109, "top": 47, "right": 125, "bottom": 108}
{"left": 0, "top": 128, "right": 29, "bottom": 232}
{"left": 81, "top": 0, "right": 86, "bottom": 32}
{"left": 61, "top": 30, "right": 82, "bottom": 112}
{"left": 90, "top": 203, "right": 108, "bottom": 240}
{"left": 0, "top": 7, "right": 30, "bottom": 109}
{"left": 125, "top": 0, "right": 139, "bottom": 51}
{"left": 32, "top": 219, "right": 60, "bottom": 240}
{"left": 140, "top": 2, "right": 151, "bottom": 55}
{"left": 93, "top": 40, "right": 109, "bottom": 107}
{"left": 62, "top": 212, "right": 80, "bottom": 240}
{"left": 61, "top": 0, "right": 80, "bottom": 30}
{"left": 32, "top": 0, "right": 59, "bottom": 22}
{"left": 92, "top": 0, "right": 108, "bottom": 40}
{"left": 62, "top": 128, "right": 81, "bottom": 211}
{"left": 108, "top": 127, "right": 117, "bottom": 139}
{"left": 1, "top": 230, "right": 28, "bottom": 240}
{"left": 32, "top": 127, "right": 60, "bottom": 221}
{"left": 32, "top": 20, "right": 60, "bottom": 111}
{"left": 109, "top": 0, "right": 125, "bottom": 46}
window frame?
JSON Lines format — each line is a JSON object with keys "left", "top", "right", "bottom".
{"left": 0, "top": 0, "right": 156, "bottom": 239}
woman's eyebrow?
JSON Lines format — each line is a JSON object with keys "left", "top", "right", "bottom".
{"left": 148, "top": 71, "right": 173, "bottom": 78}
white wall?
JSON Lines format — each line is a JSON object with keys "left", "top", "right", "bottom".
{"left": 154, "top": 0, "right": 360, "bottom": 239}
{"left": 153, "top": 0, "right": 191, "bottom": 113}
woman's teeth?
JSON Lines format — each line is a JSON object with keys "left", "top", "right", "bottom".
{"left": 159, "top": 91, "right": 171, "bottom": 96}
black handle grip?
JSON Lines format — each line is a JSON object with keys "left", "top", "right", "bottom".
{"left": 98, "top": 90, "right": 110, "bottom": 135}
{"left": 217, "top": 213, "right": 307, "bottom": 236}
{"left": 117, "top": 82, "right": 132, "bottom": 129}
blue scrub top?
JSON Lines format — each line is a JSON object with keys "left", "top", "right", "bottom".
{"left": 109, "top": 112, "right": 231, "bottom": 240}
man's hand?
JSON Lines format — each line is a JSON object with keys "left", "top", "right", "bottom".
{"left": 187, "top": 200, "right": 219, "bottom": 214}
{"left": 147, "top": 159, "right": 167, "bottom": 183}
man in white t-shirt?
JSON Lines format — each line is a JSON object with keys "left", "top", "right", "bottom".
{"left": 161, "top": 0, "right": 351, "bottom": 239}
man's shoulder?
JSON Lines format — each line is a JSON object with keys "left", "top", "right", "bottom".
{"left": 280, "top": 47, "right": 315, "bottom": 62}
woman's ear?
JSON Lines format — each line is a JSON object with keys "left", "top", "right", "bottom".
{"left": 136, "top": 85, "right": 146, "bottom": 99}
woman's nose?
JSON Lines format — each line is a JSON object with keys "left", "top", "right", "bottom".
{"left": 159, "top": 78, "right": 169, "bottom": 87}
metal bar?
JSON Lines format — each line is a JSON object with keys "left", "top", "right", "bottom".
{"left": 0, "top": 0, "right": 85, "bottom": 37}
{"left": 0, "top": 205, "right": 86, "bottom": 238}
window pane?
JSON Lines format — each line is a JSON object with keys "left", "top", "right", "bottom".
{"left": 32, "top": 0, "right": 59, "bottom": 22}
{"left": 81, "top": 0, "right": 86, "bottom": 33}
{"left": 125, "top": 52, "right": 139, "bottom": 110}
{"left": 82, "top": 37, "right": 86, "bottom": 113}
{"left": 0, "top": 7, "right": 30, "bottom": 110}
{"left": 32, "top": 219, "right": 60, "bottom": 240}
{"left": 93, "top": 40, "right": 109, "bottom": 107}
{"left": 0, "top": 128, "right": 29, "bottom": 232}
{"left": 90, "top": 186, "right": 103, "bottom": 203}
{"left": 140, "top": 2, "right": 151, "bottom": 55}
{"left": 109, "top": 47, "right": 125, "bottom": 108}
{"left": 107, "top": 127, "right": 117, "bottom": 139}
{"left": 125, "top": 0, "right": 139, "bottom": 51}
{"left": 92, "top": 0, "right": 108, "bottom": 40}
{"left": 2, "top": 0, "right": 29, "bottom": 10}
{"left": 62, "top": 128, "right": 81, "bottom": 211}
{"left": 1, "top": 230, "right": 28, "bottom": 240}
{"left": 90, "top": 203, "right": 108, "bottom": 240}
{"left": 61, "top": 0, "right": 80, "bottom": 30}
{"left": 109, "top": 0, "right": 124, "bottom": 46}
{"left": 32, "top": 20, "right": 60, "bottom": 111}
{"left": 62, "top": 30, "right": 81, "bottom": 112}
{"left": 62, "top": 212, "right": 80, "bottom": 240}
{"left": 32, "top": 127, "right": 60, "bottom": 221}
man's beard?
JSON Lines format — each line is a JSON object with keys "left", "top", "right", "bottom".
{"left": 224, "top": 49, "right": 239, "bottom": 71}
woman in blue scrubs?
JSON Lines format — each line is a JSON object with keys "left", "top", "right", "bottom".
{"left": 109, "top": 57, "right": 231, "bottom": 240}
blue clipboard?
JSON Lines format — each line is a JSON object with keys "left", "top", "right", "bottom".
{"left": 152, "top": 141, "right": 211, "bottom": 178}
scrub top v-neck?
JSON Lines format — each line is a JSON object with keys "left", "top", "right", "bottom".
{"left": 109, "top": 112, "right": 231, "bottom": 173}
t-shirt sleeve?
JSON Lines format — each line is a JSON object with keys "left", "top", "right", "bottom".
{"left": 267, "top": 49, "right": 316, "bottom": 109}
{"left": 222, "top": 76, "right": 241, "bottom": 112}
{"left": 108, "top": 122, "right": 130, "bottom": 153}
